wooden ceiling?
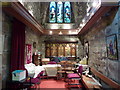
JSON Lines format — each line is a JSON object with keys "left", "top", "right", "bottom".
{"left": 2, "top": 2, "right": 119, "bottom": 36}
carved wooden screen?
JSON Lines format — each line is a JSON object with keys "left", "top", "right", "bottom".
{"left": 45, "top": 43, "right": 77, "bottom": 57}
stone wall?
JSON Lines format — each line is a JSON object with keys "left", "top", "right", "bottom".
{"left": 72, "top": 2, "right": 87, "bottom": 28}
{"left": 25, "top": 29, "right": 83, "bottom": 59}
{"left": 2, "top": 13, "right": 12, "bottom": 89}
{"left": 23, "top": 2, "right": 49, "bottom": 28}
{"left": 0, "top": 6, "right": 2, "bottom": 90}
{"left": 25, "top": 27, "right": 41, "bottom": 56}
{"left": 38, "top": 35, "right": 82, "bottom": 58}
{"left": 80, "top": 7, "right": 120, "bottom": 84}
{"left": 23, "top": 2, "right": 87, "bottom": 29}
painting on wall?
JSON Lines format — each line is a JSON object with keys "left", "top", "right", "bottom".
{"left": 84, "top": 41, "right": 89, "bottom": 57}
{"left": 106, "top": 34, "right": 118, "bottom": 60}
{"left": 26, "top": 44, "right": 32, "bottom": 64}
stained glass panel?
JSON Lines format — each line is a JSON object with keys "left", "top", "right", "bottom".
{"left": 46, "top": 48, "right": 50, "bottom": 57}
{"left": 49, "top": 1, "right": 56, "bottom": 23}
{"left": 57, "top": 1, "right": 63, "bottom": 23}
{"left": 65, "top": 44, "right": 71, "bottom": 56}
{"left": 58, "top": 44, "right": 64, "bottom": 56}
{"left": 64, "top": 1, "right": 71, "bottom": 23}
{"left": 51, "top": 44, "right": 57, "bottom": 56}
{"left": 45, "top": 43, "right": 77, "bottom": 57}
{"left": 71, "top": 48, "right": 75, "bottom": 57}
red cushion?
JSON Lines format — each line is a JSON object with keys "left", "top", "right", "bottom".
{"left": 67, "top": 73, "right": 80, "bottom": 78}
{"left": 37, "top": 71, "right": 44, "bottom": 77}
{"left": 47, "top": 61, "right": 56, "bottom": 64}
{"left": 27, "top": 77, "right": 40, "bottom": 84}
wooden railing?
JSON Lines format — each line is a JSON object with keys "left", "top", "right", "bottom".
{"left": 91, "top": 68, "right": 120, "bottom": 89}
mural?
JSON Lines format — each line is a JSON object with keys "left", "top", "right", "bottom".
{"left": 26, "top": 44, "right": 32, "bottom": 64}
{"left": 106, "top": 34, "right": 118, "bottom": 60}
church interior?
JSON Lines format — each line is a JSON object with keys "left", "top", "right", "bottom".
{"left": 1, "top": 0, "right": 120, "bottom": 89}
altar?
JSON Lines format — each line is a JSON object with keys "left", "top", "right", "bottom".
{"left": 42, "top": 64, "right": 61, "bottom": 76}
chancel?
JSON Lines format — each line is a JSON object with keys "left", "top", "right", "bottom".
{"left": 1, "top": 1, "right": 120, "bottom": 89}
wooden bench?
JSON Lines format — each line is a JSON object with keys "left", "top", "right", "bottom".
{"left": 82, "top": 75, "right": 102, "bottom": 89}
{"left": 91, "top": 68, "right": 120, "bottom": 89}
{"left": 81, "top": 68, "right": 120, "bottom": 90}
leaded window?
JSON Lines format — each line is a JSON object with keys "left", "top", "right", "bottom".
{"left": 49, "top": 1, "right": 71, "bottom": 23}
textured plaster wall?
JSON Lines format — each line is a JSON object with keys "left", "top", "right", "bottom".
{"left": 81, "top": 7, "right": 120, "bottom": 84}
{"left": 2, "top": 13, "right": 12, "bottom": 89}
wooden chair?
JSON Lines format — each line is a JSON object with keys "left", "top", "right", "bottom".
{"left": 56, "top": 61, "right": 66, "bottom": 80}
{"left": 65, "top": 61, "right": 75, "bottom": 74}
{"left": 21, "top": 69, "right": 41, "bottom": 89}
{"left": 66, "top": 65, "right": 83, "bottom": 88}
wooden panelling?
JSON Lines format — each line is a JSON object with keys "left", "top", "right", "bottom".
{"left": 45, "top": 43, "right": 77, "bottom": 58}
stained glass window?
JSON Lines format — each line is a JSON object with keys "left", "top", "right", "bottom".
{"left": 64, "top": 1, "right": 71, "bottom": 23}
{"left": 57, "top": 1, "right": 63, "bottom": 23}
{"left": 49, "top": 1, "right": 71, "bottom": 23}
{"left": 49, "top": 1, "right": 56, "bottom": 23}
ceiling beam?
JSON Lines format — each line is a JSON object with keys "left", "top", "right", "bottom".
{"left": 43, "top": 29, "right": 78, "bottom": 35}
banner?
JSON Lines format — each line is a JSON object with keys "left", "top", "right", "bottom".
{"left": 26, "top": 44, "right": 32, "bottom": 64}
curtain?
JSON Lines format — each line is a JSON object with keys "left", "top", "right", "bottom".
{"left": 10, "top": 19, "right": 26, "bottom": 72}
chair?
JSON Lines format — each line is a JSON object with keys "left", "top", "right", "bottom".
{"left": 22, "top": 69, "right": 41, "bottom": 89}
{"left": 36, "top": 70, "right": 45, "bottom": 79}
{"left": 47, "top": 61, "right": 56, "bottom": 64}
{"left": 66, "top": 65, "right": 83, "bottom": 88}
{"left": 65, "top": 61, "right": 75, "bottom": 74}
{"left": 56, "top": 61, "right": 66, "bottom": 80}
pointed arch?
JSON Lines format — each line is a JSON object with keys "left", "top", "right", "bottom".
{"left": 64, "top": 1, "right": 71, "bottom": 23}
{"left": 49, "top": 1, "right": 72, "bottom": 23}
{"left": 49, "top": 1, "right": 56, "bottom": 23}
{"left": 57, "top": 1, "right": 63, "bottom": 23}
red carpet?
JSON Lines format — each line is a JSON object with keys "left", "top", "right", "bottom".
{"left": 39, "top": 78, "right": 83, "bottom": 89}
{"left": 40, "top": 79, "right": 66, "bottom": 88}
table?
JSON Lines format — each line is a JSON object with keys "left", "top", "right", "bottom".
{"left": 42, "top": 64, "right": 61, "bottom": 76}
